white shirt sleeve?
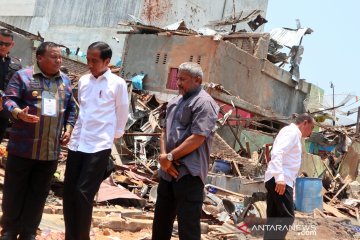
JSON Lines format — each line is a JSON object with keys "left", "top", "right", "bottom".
{"left": 270, "top": 129, "right": 298, "bottom": 182}
{"left": 114, "top": 80, "right": 129, "bottom": 138}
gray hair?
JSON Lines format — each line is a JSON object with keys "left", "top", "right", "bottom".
{"left": 294, "top": 113, "right": 314, "bottom": 124}
{"left": 178, "top": 62, "right": 203, "bottom": 79}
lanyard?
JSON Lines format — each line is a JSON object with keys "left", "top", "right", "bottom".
{"left": 44, "top": 79, "right": 51, "bottom": 90}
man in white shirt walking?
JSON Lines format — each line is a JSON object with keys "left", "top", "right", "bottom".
{"left": 63, "top": 42, "right": 128, "bottom": 240}
{"left": 264, "top": 113, "right": 314, "bottom": 240}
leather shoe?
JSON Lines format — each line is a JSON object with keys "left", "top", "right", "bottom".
{"left": 18, "top": 234, "right": 36, "bottom": 240}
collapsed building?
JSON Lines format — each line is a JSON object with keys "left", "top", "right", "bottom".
{"left": 120, "top": 24, "right": 321, "bottom": 154}
{"left": 0, "top": 0, "right": 269, "bottom": 65}
{"left": 0, "top": 0, "right": 359, "bottom": 239}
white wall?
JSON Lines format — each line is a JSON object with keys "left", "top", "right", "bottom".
{"left": 0, "top": 0, "right": 268, "bottom": 64}
{"left": 0, "top": 0, "right": 36, "bottom": 16}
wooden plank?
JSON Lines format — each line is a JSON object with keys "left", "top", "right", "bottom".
{"left": 245, "top": 142, "right": 251, "bottom": 158}
{"left": 323, "top": 203, "right": 350, "bottom": 219}
{"left": 232, "top": 160, "right": 242, "bottom": 177}
{"left": 329, "top": 179, "right": 351, "bottom": 204}
{"left": 314, "top": 208, "right": 326, "bottom": 218}
{"left": 205, "top": 184, "right": 245, "bottom": 198}
{"left": 322, "top": 160, "right": 335, "bottom": 179}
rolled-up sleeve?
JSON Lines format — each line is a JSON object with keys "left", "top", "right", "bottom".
{"left": 191, "top": 100, "right": 219, "bottom": 137}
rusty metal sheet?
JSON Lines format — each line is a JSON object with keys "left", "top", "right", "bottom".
{"left": 97, "top": 179, "right": 142, "bottom": 202}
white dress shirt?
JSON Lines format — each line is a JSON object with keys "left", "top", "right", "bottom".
{"left": 264, "top": 123, "right": 302, "bottom": 188}
{"left": 68, "top": 69, "right": 129, "bottom": 153}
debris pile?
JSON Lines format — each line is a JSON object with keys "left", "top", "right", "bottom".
{"left": 0, "top": 12, "right": 358, "bottom": 240}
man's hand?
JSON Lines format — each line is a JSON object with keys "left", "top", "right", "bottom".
{"left": 17, "top": 106, "right": 40, "bottom": 123}
{"left": 60, "top": 132, "right": 71, "bottom": 146}
{"left": 159, "top": 153, "right": 178, "bottom": 178}
{"left": 275, "top": 181, "right": 286, "bottom": 195}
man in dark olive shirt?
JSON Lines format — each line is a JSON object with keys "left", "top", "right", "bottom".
{"left": 0, "top": 29, "right": 21, "bottom": 142}
{"left": 152, "top": 62, "right": 219, "bottom": 240}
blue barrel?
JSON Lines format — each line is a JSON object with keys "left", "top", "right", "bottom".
{"left": 212, "top": 159, "right": 231, "bottom": 174}
{"left": 295, "top": 177, "right": 323, "bottom": 213}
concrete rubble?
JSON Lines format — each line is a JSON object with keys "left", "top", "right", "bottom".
{"left": 0, "top": 8, "right": 360, "bottom": 240}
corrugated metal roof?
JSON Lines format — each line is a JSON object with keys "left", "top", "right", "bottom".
{"left": 270, "top": 27, "right": 313, "bottom": 47}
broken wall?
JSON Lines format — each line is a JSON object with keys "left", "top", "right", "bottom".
{"left": 11, "top": 32, "right": 33, "bottom": 67}
{"left": 121, "top": 34, "right": 218, "bottom": 92}
{"left": 216, "top": 127, "right": 274, "bottom": 153}
{"left": 122, "top": 34, "right": 315, "bottom": 118}
{"left": 141, "top": 0, "right": 268, "bottom": 32}
{"left": 0, "top": 0, "right": 140, "bottom": 63}
{"left": 209, "top": 40, "right": 309, "bottom": 117}
{"left": 0, "top": 0, "right": 268, "bottom": 64}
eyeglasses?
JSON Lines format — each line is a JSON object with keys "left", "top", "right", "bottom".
{"left": 0, "top": 41, "right": 12, "bottom": 47}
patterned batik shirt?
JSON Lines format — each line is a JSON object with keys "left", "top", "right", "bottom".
{"left": 4, "top": 64, "right": 77, "bottom": 160}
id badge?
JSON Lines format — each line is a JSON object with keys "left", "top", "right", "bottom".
{"left": 42, "top": 91, "right": 57, "bottom": 117}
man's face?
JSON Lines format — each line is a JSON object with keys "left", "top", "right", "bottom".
{"left": 0, "top": 35, "right": 14, "bottom": 58}
{"left": 177, "top": 70, "right": 201, "bottom": 95}
{"left": 37, "top": 47, "right": 62, "bottom": 76}
{"left": 300, "top": 120, "right": 315, "bottom": 137}
{"left": 86, "top": 49, "right": 110, "bottom": 78}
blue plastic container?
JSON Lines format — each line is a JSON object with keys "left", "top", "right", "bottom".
{"left": 212, "top": 159, "right": 231, "bottom": 174}
{"left": 295, "top": 177, "right": 323, "bottom": 213}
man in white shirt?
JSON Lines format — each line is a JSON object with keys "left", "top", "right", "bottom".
{"left": 63, "top": 42, "right": 128, "bottom": 240}
{"left": 264, "top": 113, "right": 314, "bottom": 240}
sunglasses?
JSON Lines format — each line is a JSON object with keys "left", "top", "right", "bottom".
{"left": 0, "top": 41, "right": 12, "bottom": 47}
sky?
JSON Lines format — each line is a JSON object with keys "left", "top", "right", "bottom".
{"left": 264, "top": 0, "right": 360, "bottom": 122}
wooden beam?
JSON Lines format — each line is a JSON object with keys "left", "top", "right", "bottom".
{"left": 323, "top": 203, "right": 350, "bottom": 219}
{"left": 329, "top": 180, "right": 350, "bottom": 204}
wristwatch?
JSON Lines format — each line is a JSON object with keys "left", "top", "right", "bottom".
{"left": 166, "top": 153, "right": 174, "bottom": 162}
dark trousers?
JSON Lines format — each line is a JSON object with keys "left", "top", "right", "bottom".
{"left": 264, "top": 177, "right": 295, "bottom": 240}
{"left": 63, "top": 149, "right": 111, "bottom": 240}
{"left": 152, "top": 175, "right": 204, "bottom": 240}
{"left": 0, "top": 154, "right": 58, "bottom": 239}
{"left": 0, "top": 116, "right": 9, "bottom": 142}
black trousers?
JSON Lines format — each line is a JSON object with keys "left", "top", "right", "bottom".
{"left": 0, "top": 154, "right": 58, "bottom": 239}
{"left": 152, "top": 175, "right": 204, "bottom": 240}
{"left": 0, "top": 116, "right": 9, "bottom": 142}
{"left": 63, "top": 149, "right": 111, "bottom": 240}
{"left": 264, "top": 177, "right": 295, "bottom": 240}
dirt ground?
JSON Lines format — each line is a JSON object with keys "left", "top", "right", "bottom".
{"left": 34, "top": 216, "right": 359, "bottom": 240}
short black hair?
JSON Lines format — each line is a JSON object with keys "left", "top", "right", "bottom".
{"left": 295, "top": 113, "right": 314, "bottom": 125}
{"left": 36, "top": 41, "right": 59, "bottom": 56}
{"left": 88, "top": 41, "right": 112, "bottom": 61}
{"left": 0, "top": 28, "right": 14, "bottom": 40}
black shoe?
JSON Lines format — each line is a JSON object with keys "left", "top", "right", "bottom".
{"left": 0, "top": 232, "right": 17, "bottom": 240}
{"left": 18, "top": 234, "right": 36, "bottom": 240}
